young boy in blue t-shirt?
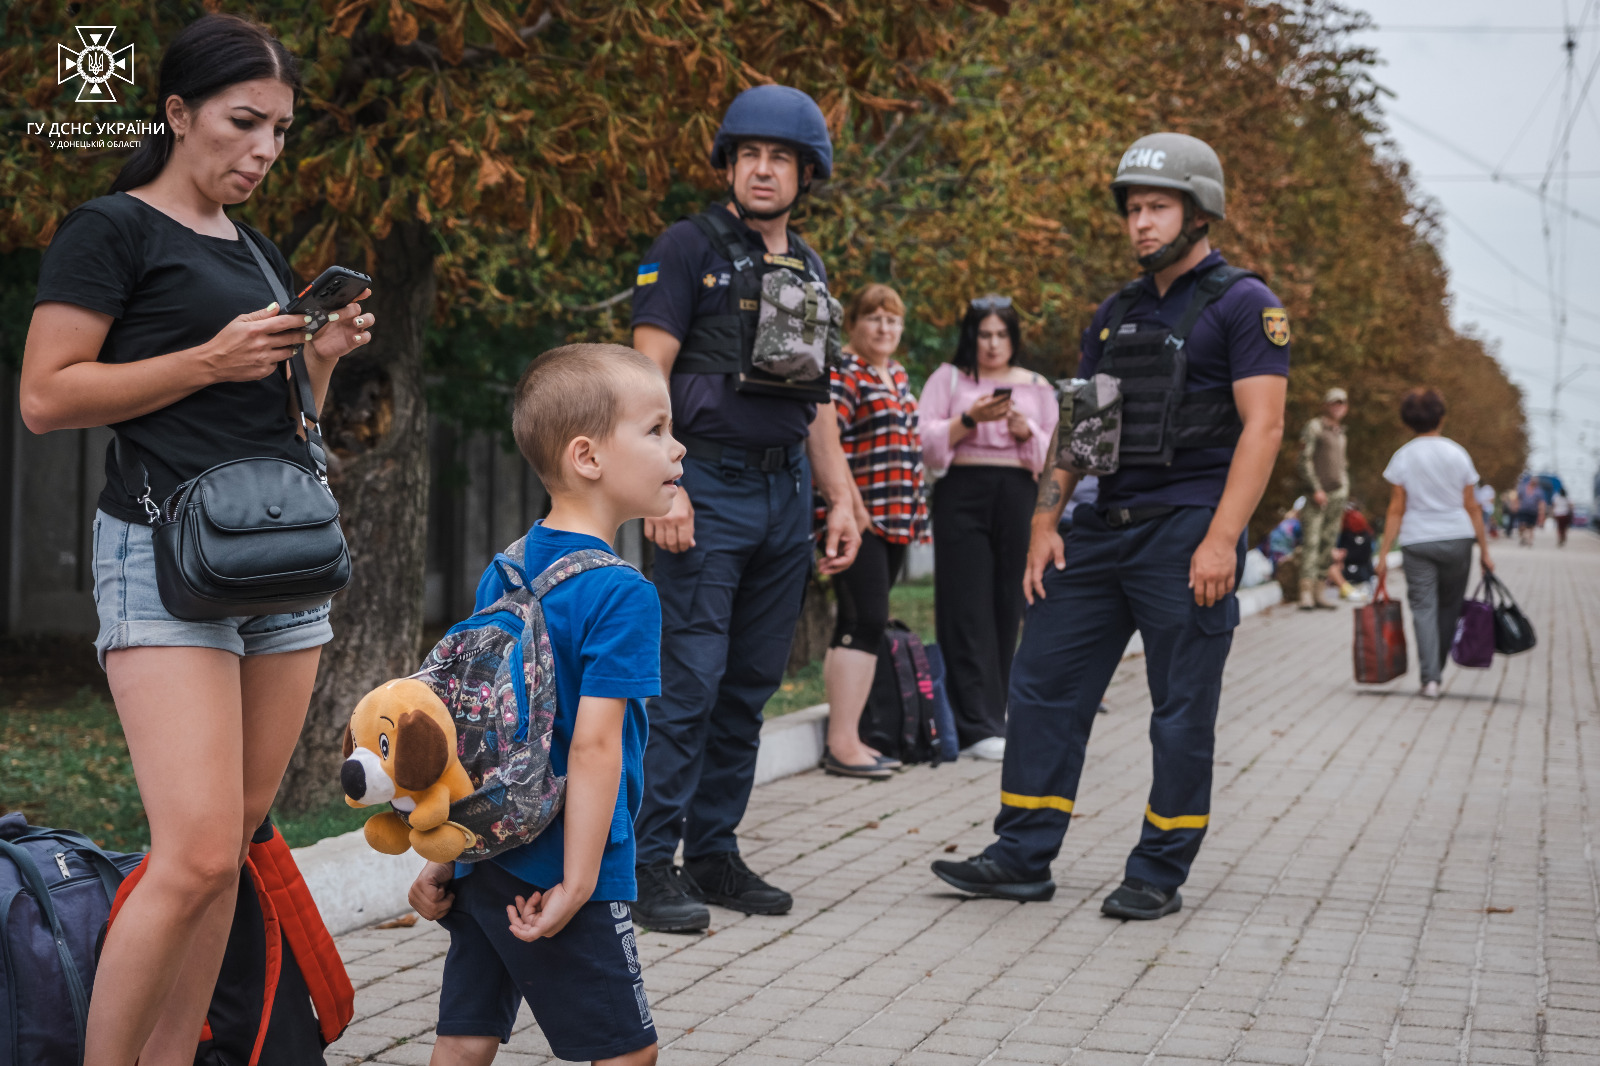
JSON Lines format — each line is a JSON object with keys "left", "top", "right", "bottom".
{"left": 409, "top": 343, "right": 684, "bottom": 1066}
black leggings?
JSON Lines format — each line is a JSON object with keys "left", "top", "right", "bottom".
{"left": 831, "top": 530, "right": 907, "bottom": 656}
{"left": 931, "top": 464, "right": 1036, "bottom": 747}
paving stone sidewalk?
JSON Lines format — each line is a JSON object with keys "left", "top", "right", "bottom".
{"left": 327, "top": 533, "right": 1600, "bottom": 1065}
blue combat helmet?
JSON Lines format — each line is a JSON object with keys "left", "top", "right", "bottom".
{"left": 710, "top": 85, "right": 834, "bottom": 179}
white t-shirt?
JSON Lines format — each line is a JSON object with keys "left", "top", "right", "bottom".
{"left": 1382, "top": 436, "right": 1478, "bottom": 546}
{"left": 1553, "top": 493, "right": 1572, "bottom": 517}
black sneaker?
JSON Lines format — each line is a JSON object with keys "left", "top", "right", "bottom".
{"left": 1101, "top": 878, "right": 1182, "bottom": 920}
{"left": 633, "top": 860, "right": 710, "bottom": 933}
{"left": 682, "top": 852, "right": 793, "bottom": 915}
{"left": 930, "top": 854, "right": 1055, "bottom": 902}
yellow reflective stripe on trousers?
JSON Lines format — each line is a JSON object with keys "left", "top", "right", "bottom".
{"left": 1144, "top": 806, "right": 1209, "bottom": 830}
{"left": 1000, "top": 791, "right": 1074, "bottom": 813}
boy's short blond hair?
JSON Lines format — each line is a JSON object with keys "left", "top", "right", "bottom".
{"left": 512, "top": 344, "right": 660, "bottom": 488}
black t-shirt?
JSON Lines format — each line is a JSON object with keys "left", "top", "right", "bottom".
{"left": 33, "top": 192, "right": 308, "bottom": 524}
{"left": 630, "top": 208, "right": 824, "bottom": 448}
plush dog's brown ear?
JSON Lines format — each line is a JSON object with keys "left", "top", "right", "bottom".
{"left": 394, "top": 709, "right": 449, "bottom": 792}
{"left": 342, "top": 724, "right": 356, "bottom": 759}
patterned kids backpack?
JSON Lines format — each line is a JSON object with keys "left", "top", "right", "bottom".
{"left": 406, "top": 537, "right": 632, "bottom": 861}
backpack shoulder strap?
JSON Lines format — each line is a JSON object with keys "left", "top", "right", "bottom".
{"left": 249, "top": 826, "right": 354, "bottom": 1045}
{"left": 529, "top": 548, "right": 635, "bottom": 601}
{"left": 1170, "top": 265, "right": 1260, "bottom": 347}
{"left": 0, "top": 839, "right": 90, "bottom": 1047}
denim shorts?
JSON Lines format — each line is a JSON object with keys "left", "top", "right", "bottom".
{"left": 91, "top": 509, "right": 333, "bottom": 669}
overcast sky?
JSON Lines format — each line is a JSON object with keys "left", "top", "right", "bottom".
{"left": 1348, "top": 0, "right": 1600, "bottom": 503}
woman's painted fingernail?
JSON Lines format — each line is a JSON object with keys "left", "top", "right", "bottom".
{"left": 304, "top": 315, "right": 313, "bottom": 324}
{"left": 328, "top": 313, "right": 340, "bottom": 321}
{"left": 304, "top": 333, "right": 313, "bottom": 342}
{"left": 266, "top": 302, "right": 278, "bottom": 312}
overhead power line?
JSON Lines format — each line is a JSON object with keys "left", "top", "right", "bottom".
{"left": 1421, "top": 171, "right": 1600, "bottom": 181}
{"left": 1386, "top": 111, "right": 1600, "bottom": 232}
{"left": 1439, "top": 210, "right": 1600, "bottom": 327}
{"left": 1368, "top": 24, "right": 1600, "bottom": 34}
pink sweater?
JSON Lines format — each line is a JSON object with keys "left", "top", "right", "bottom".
{"left": 918, "top": 363, "right": 1059, "bottom": 476}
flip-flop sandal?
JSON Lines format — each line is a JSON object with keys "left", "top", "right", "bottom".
{"left": 822, "top": 752, "right": 892, "bottom": 780}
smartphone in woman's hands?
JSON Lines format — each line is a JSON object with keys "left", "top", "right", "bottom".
{"left": 286, "top": 266, "right": 372, "bottom": 336}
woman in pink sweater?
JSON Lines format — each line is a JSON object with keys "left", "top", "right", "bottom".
{"left": 920, "top": 296, "right": 1058, "bottom": 760}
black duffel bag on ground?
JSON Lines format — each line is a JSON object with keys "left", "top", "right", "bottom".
{"left": 116, "top": 228, "right": 350, "bottom": 621}
{"left": 1485, "top": 571, "right": 1537, "bottom": 654}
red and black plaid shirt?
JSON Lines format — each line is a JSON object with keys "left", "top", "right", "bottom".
{"left": 825, "top": 352, "right": 928, "bottom": 545}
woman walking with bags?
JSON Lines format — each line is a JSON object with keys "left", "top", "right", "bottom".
{"left": 821, "top": 285, "right": 928, "bottom": 779}
{"left": 20, "top": 16, "right": 374, "bottom": 1063}
{"left": 919, "top": 296, "right": 1058, "bottom": 759}
{"left": 1374, "top": 388, "right": 1493, "bottom": 699}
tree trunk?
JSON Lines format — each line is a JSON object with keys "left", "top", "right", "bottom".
{"left": 786, "top": 571, "right": 835, "bottom": 676}
{"left": 275, "top": 222, "right": 435, "bottom": 813}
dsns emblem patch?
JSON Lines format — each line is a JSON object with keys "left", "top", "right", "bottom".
{"left": 1261, "top": 308, "right": 1290, "bottom": 347}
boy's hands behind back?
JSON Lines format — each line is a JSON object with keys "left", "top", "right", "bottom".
{"left": 410, "top": 862, "right": 456, "bottom": 921}
{"left": 507, "top": 884, "right": 588, "bottom": 941}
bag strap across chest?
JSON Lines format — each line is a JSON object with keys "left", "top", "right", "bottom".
{"left": 116, "top": 225, "right": 331, "bottom": 518}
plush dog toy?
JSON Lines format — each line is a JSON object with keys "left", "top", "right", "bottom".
{"left": 341, "top": 678, "right": 475, "bottom": 864}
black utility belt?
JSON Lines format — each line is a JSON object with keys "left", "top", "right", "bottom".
{"left": 679, "top": 432, "right": 805, "bottom": 473}
{"left": 1099, "top": 504, "right": 1177, "bottom": 529}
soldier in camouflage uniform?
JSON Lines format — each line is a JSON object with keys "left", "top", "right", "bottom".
{"left": 1297, "top": 387, "right": 1349, "bottom": 609}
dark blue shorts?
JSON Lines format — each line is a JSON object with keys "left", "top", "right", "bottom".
{"left": 437, "top": 861, "right": 657, "bottom": 1060}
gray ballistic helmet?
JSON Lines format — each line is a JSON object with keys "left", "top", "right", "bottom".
{"left": 1110, "top": 132, "right": 1226, "bottom": 220}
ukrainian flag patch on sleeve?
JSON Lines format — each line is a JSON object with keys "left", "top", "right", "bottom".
{"left": 636, "top": 262, "right": 659, "bottom": 286}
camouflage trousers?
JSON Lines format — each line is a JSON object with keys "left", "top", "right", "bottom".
{"left": 1301, "top": 490, "right": 1347, "bottom": 585}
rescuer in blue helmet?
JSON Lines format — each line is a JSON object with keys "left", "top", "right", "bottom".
{"left": 629, "top": 84, "right": 862, "bottom": 932}
{"left": 931, "top": 132, "right": 1291, "bottom": 921}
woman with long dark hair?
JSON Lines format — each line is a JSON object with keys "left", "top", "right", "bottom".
{"left": 20, "top": 15, "right": 375, "bottom": 1063}
{"left": 919, "top": 296, "right": 1057, "bottom": 760}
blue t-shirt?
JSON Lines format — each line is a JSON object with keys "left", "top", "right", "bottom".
{"left": 1079, "top": 251, "right": 1290, "bottom": 511}
{"left": 630, "top": 206, "right": 825, "bottom": 448}
{"left": 457, "top": 524, "right": 660, "bottom": 901}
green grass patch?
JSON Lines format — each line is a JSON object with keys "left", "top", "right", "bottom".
{"left": 762, "top": 577, "right": 935, "bottom": 719}
{"left": 3, "top": 578, "right": 945, "bottom": 847}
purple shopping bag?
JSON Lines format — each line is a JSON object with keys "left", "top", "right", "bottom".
{"left": 1451, "top": 580, "right": 1495, "bottom": 668}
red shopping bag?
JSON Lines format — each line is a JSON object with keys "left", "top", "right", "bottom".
{"left": 1354, "top": 575, "right": 1408, "bottom": 683}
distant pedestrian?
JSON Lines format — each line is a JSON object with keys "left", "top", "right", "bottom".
{"left": 821, "top": 285, "right": 928, "bottom": 779}
{"left": 1296, "top": 387, "right": 1349, "bottom": 610}
{"left": 1374, "top": 387, "right": 1494, "bottom": 699}
{"left": 1475, "top": 481, "right": 1498, "bottom": 538}
{"left": 1513, "top": 475, "right": 1545, "bottom": 547}
{"left": 919, "top": 295, "right": 1058, "bottom": 760}
{"left": 1552, "top": 489, "right": 1572, "bottom": 547}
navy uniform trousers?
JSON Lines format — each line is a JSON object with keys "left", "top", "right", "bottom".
{"left": 983, "top": 504, "right": 1243, "bottom": 892}
{"left": 634, "top": 447, "right": 813, "bottom": 865}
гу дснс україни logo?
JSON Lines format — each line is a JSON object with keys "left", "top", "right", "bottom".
{"left": 59, "top": 25, "right": 134, "bottom": 104}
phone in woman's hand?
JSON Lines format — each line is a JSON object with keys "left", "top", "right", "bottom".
{"left": 286, "top": 266, "right": 372, "bottom": 336}
{"left": 993, "top": 386, "right": 1013, "bottom": 399}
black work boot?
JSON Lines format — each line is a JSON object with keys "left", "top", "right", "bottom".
{"left": 682, "top": 852, "right": 793, "bottom": 915}
{"left": 1101, "top": 878, "right": 1182, "bottom": 920}
{"left": 633, "top": 860, "right": 710, "bottom": 933}
{"left": 931, "top": 854, "right": 1055, "bottom": 902}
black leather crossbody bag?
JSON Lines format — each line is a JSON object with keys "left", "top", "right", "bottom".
{"left": 118, "top": 227, "right": 351, "bottom": 620}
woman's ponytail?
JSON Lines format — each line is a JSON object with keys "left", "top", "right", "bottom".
{"left": 105, "top": 14, "right": 300, "bottom": 195}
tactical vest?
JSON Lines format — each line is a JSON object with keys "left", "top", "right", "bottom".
{"left": 674, "top": 205, "right": 833, "bottom": 403}
{"left": 1098, "top": 264, "right": 1259, "bottom": 467}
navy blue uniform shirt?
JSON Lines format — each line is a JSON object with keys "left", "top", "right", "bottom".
{"left": 1079, "top": 251, "right": 1289, "bottom": 511}
{"left": 630, "top": 207, "right": 825, "bottom": 448}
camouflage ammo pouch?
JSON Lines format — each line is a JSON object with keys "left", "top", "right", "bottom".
{"left": 752, "top": 270, "right": 841, "bottom": 382}
{"left": 1057, "top": 373, "right": 1123, "bottom": 476}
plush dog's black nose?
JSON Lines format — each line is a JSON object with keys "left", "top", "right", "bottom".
{"left": 340, "top": 758, "right": 366, "bottom": 800}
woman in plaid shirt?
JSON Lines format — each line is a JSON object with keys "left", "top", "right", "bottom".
{"left": 821, "top": 284, "right": 929, "bottom": 779}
